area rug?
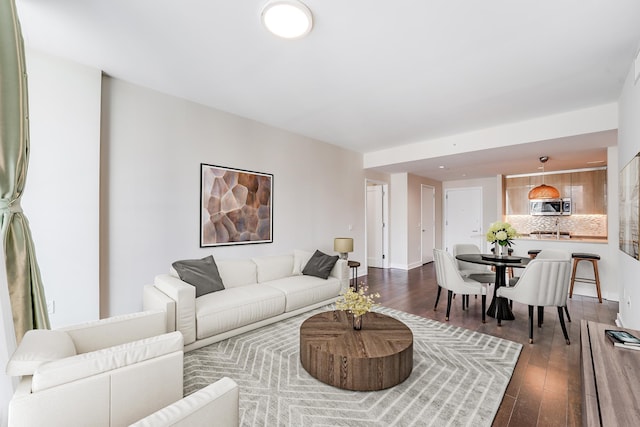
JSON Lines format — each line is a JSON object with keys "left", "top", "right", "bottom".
{"left": 184, "top": 305, "right": 522, "bottom": 427}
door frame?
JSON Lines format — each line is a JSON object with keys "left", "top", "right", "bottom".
{"left": 420, "top": 184, "right": 436, "bottom": 264}
{"left": 364, "top": 179, "right": 389, "bottom": 270}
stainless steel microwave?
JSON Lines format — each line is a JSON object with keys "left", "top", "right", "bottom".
{"left": 529, "top": 198, "right": 571, "bottom": 216}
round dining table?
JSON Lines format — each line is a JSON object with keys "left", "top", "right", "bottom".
{"left": 455, "top": 253, "right": 530, "bottom": 321}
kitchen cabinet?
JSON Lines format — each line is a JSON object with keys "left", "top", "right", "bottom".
{"left": 571, "top": 170, "right": 607, "bottom": 214}
{"left": 504, "top": 169, "right": 607, "bottom": 215}
{"left": 505, "top": 176, "right": 530, "bottom": 214}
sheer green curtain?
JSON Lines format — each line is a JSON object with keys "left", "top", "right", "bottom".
{"left": 0, "top": 0, "right": 50, "bottom": 345}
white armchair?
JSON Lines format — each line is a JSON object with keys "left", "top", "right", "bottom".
{"left": 496, "top": 250, "right": 572, "bottom": 344}
{"left": 130, "top": 377, "right": 239, "bottom": 427}
{"left": 433, "top": 249, "right": 486, "bottom": 323}
{"left": 5, "top": 311, "right": 185, "bottom": 427}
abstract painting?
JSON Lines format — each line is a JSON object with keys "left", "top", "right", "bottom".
{"left": 200, "top": 164, "right": 273, "bottom": 247}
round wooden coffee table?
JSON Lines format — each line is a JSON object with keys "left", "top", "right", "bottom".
{"left": 299, "top": 310, "right": 413, "bottom": 391}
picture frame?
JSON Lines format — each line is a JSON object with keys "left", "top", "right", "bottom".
{"left": 200, "top": 164, "right": 273, "bottom": 247}
{"left": 619, "top": 153, "right": 639, "bottom": 260}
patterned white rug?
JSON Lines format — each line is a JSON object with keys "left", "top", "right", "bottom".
{"left": 184, "top": 305, "right": 522, "bottom": 427}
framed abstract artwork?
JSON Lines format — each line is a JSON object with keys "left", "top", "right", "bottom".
{"left": 200, "top": 164, "right": 273, "bottom": 247}
{"left": 619, "top": 153, "right": 639, "bottom": 260}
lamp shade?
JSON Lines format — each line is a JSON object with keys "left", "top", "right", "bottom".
{"left": 527, "top": 184, "right": 560, "bottom": 200}
{"left": 334, "top": 238, "right": 353, "bottom": 254}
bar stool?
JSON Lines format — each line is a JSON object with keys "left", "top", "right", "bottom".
{"left": 528, "top": 249, "right": 541, "bottom": 259}
{"left": 570, "top": 253, "right": 602, "bottom": 303}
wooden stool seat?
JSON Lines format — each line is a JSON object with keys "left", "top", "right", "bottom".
{"left": 528, "top": 249, "right": 541, "bottom": 259}
{"left": 570, "top": 252, "right": 602, "bottom": 303}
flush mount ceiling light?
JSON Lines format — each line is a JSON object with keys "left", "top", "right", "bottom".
{"left": 261, "top": 0, "right": 313, "bottom": 39}
{"left": 528, "top": 156, "right": 561, "bottom": 200}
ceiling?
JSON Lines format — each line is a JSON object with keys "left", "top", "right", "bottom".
{"left": 15, "top": 0, "right": 640, "bottom": 180}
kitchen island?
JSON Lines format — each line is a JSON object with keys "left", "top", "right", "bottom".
{"left": 510, "top": 236, "right": 616, "bottom": 302}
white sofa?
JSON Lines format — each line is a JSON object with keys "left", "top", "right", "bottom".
{"left": 5, "top": 311, "right": 240, "bottom": 427}
{"left": 143, "top": 250, "right": 349, "bottom": 351}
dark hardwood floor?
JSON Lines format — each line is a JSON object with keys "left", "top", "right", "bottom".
{"left": 362, "top": 262, "right": 619, "bottom": 427}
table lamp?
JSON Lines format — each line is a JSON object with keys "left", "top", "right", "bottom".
{"left": 334, "top": 238, "right": 353, "bottom": 260}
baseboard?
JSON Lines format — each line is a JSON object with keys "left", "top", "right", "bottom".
{"left": 388, "top": 261, "right": 423, "bottom": 271}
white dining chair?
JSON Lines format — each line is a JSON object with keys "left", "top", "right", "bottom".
{"left": 452, "top": 244, "right": 492, "bottom": 277}
{"left": 496, "top": 249, "right": 572, "bottom": 344}
{"left": 433, "top": 249, "right": 487, "bottom": 323}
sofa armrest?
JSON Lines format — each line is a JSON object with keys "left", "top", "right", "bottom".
{"left": 60, "top": 310, "right": 167, "bottom": 354}
{"left": 330, "top": 259, "right": 350, "bottom": 292}
{"left": 154, "top": 275, "right": 197, "bottom": 345}
{"left": 143, "top": 285, "right": 177, "bottom": 333}
{"left": 129, "top": 377, "right": 239, "bottom": 427}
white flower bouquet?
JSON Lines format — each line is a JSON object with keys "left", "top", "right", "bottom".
{"left": 486, "top": 221, "right": 517, "bottom": 247}
{"left": 335, "top": 284, "right": 380, "bottom": 317}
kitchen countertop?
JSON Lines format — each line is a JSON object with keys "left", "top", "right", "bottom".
{"left": 515, "top": 235, "right": 608, "bottom": 244}
{"left": 515, "top": 236, "right": 608, "bottom": 243}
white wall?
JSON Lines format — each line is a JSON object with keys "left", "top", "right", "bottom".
{"left": 101, "top": 78, "right": 365, "bottom": 316}
{"left": 388, "top": 173, "right": 408, "bottom": 269}
{"left": 22, "top": 50, "right": 101, "bottom": 328}
{"left": 385, "top": 173, "right": 442, "bottom": 270}
{"left": 617, "top": 53, "right": 640, "bottom": 329}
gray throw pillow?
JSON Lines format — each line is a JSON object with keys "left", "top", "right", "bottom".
{"left": 172, "top": 255, "right": 225, "bottom": 297}
{"left": 302, "top": 250, "right": 339, "bottom": 280}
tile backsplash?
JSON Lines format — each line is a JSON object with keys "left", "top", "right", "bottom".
{"left": 504, "top": 215, "right": 607, "bottom": 237}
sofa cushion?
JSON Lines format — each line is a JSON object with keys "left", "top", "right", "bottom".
{"left": 302, "top": 250, "right": 339, "bottom": 279}
{"left": 292, "top": 249, "right": 313, "bottom": 276}
{"left": 252, "top": 255, "right": 294, "bottom": 283}
{"left": 172, "top": 255, "right": 224, "bottom": 297}
{"left": 266, "top": 275, "right": 342, "bottom": 312}
{"left": 31, "top": 331, "right": 184, "bottom": 392}
{"left": 6, "top": 330, "right": 77, "bottom": 376}
{"left": 216, "top": 259, "right": 257, "bottom": 289}
{"left": 195, "top": 284, "right": 286, "bottom": 339}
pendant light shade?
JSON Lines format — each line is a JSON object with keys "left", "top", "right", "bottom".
{"left": 528, "top": 156, "right": 561, "bottom": 200}
{"left": 528, "top": 184, "right": 560, "bottom": 200}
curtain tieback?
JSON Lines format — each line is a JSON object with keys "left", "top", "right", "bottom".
{"left": 0, "top": 198, "right": 23, "bottom": 213}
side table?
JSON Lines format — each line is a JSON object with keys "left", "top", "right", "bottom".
{"left": 347, "top": 260, "right": 360, "bottom": 290}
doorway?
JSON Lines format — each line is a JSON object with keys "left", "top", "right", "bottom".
{"left": 444, "top": 187, "right": 483, "bottom": 253}
{"left": 421, "top": 185, "right": 435, "bottom": 264}
{"left": 366, "top": 181, "right": 389, "bottom": 269}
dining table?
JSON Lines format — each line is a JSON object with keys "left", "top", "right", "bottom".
{"left": 455, "top": 253, "right": 530, "bottom": 321}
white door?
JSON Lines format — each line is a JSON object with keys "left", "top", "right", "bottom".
{"left": 367, "top": 185, "right": 384, "bottom": 268}
{"left": 444, "top": 188, "right": 483, "bottom": 253}
{"left": 421, "top": 185, "right": 435, "bottom": 264}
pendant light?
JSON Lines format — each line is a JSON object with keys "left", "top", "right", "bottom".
{"left": 528, "top": 156, "right": 561, "bottom": 200}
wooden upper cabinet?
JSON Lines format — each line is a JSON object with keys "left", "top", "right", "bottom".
{"left": 571, "top": 170, "right": 607, "bottom": 214}
{"left": 504, "top": 169, "right": 607, "bottom": 215}
{"left": 505, "top": 176, "right": 530, "bottom": 214}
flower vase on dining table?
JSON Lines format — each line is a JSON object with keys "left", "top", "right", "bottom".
{"left": 495, "top": 242, "right": 508, "bottom": 258}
